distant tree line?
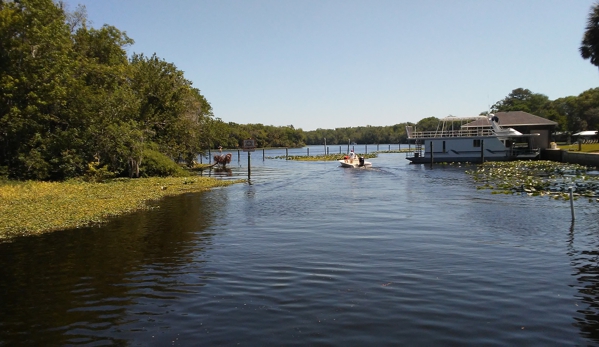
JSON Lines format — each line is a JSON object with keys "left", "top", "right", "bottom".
{"left": 303, "top": 124, "right": 409, "bottom": 146}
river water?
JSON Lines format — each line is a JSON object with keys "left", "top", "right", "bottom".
{"left": 1, "top": 146, "right": 599, "bottom": 345}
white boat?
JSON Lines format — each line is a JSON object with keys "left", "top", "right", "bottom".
{"left": 338, "top": 158, "right": 372, "bottom": 168}
{"left": 405, "top": 115, "right": 540, "bottom": 164}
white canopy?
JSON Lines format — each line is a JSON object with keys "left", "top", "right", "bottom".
{"left": 573, "top": 130, "right": 598, "bottom": 136}
{"left": 439, "top": 116, "right": 487, "bottom": 122}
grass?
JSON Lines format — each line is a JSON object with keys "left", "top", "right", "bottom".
{"left": 0, "top": 176, "right": 242, "bottom": 240}
{"left": 557, "top": 142, "right": 599, "bottom": 153}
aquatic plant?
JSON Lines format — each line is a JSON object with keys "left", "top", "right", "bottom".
{"left": 0, "top": 177, "right": 241, "bottom": 240}
{"left": 467, "top": 161, "right": 599, "bottom": 200}
{"left": 268, "top": 153, "right": 378, "bottom": 161}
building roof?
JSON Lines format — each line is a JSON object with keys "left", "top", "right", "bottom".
{"left": 462, "top": 111, "right": 557, "bottom": 128}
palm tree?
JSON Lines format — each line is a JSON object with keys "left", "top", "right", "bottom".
{"left": 580, "top": 3, "right": 599, "bottom": 68}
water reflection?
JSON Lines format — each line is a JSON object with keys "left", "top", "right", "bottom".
{"left": 0, "top": 192, "right": 220, "bottom": 346}
{"left": 568, "top": 214, "right": 599, "bottom": 344}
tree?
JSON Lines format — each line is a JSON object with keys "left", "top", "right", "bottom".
{"left": 491, "top": 88, "right": 550, "bottom": 115}
{"left": 580, "top": 2, "right": 599, "bottom": 68}
{"left": 0, "top": 0, "right": 79, "bottom": 179}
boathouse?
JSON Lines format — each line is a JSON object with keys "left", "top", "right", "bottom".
{"left": 462, "top": 111, "right": 557, "bottom": 149}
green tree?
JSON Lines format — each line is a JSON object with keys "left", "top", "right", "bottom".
{"left": 0, "top": 0, "right": 79, "bottom": 179}
{"left": 581, "top": 2, "right": 599, "bottom": 68}
{"left": 491, "top": 88, "right": 550, "bottom": 115}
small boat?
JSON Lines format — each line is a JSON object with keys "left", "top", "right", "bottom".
{"left": 339, "top": 157, "right": 372, "bottom": 168}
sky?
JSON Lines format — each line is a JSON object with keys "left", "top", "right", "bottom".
{"left": 64, "top": 0, "right": 599, "bottom": 131}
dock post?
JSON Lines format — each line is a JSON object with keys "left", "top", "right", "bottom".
{"left": 570, "top": 187, "right": 575, "bottom": 221}
{"left": 237, "top": 150, "right": 240, "bottom": 162}
{"left": 366, "top": 144, "right": 368, "bottom": 154}
{"left": 481, "top": 140, "right": 485, "bottom": 163}
{"left": 208, "top": 149, "right": 211, "bottom": 164}
{"left": 430, "top": 142, "right": 434, "bottom": 167}
{"left": 248, "top": 151, "right": 251, "bottom": 179}
{"left": 263, "top": 148, "right": 265, "bottom": 161}
{"left": 307, "top": 148, "right": 310, "bottom": 156}
{"left": 286, "top": 148, "right": 288, "bottom": 160}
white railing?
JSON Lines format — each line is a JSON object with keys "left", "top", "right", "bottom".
{"left": 408, "top": 128, "right": 495, "bottom": 139}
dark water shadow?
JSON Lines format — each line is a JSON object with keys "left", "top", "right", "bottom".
{"left": 0, "top": 191, "right": 222, "bottom": 346}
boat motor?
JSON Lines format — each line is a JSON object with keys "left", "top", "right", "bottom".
{"left": 359, "top": 157, "right": 365, "bottom": 166}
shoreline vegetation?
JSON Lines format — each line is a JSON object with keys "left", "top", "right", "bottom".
{"left": 0, "top": 177, "right": 241, "bottom": 241}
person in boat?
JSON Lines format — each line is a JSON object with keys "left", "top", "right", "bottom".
{"left": 349, "top": 149, "right": 356, "bottom": 163}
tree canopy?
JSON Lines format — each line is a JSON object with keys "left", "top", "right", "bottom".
{"left": 581, "top": 2, "right": 599, "bottom": 68}
{"left": 0, "top": 0, "right": 218, "bottom": 180}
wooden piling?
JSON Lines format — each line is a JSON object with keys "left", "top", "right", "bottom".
{"left": 570, "top": 187, "right": 575, "bottom": 221}
{"left": 430, "top": 142, "right": 434, "bottom": 167}
{"left": 481, "top": 140, "right": 485, "bottom": 163}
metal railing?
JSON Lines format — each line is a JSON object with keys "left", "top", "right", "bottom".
{"left": 408, "top": 128, "right": 495, "bottom": 139}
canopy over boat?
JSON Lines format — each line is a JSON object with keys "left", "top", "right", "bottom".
{"left": 573, "top": 130, "right": 598, "bottom": 136}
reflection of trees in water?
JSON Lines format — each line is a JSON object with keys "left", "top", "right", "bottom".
{"left": 568, "top": 221, "right": 599, "bottom": 344}
{"left": 0, "top": 191, "right": 223, "bottom": 346}
{"left": 199, "top": 167, "right": 234, "bottom": 177}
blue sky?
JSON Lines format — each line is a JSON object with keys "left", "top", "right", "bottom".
{"left": 65, "top": 0, "right": 599, "bottom": 131}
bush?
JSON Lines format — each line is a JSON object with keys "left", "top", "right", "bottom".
{"left": 83, "top": 162, "right": 116, "bottom": 182}
{"left": 140, "top": 150, "right": 190, "bottom": 177}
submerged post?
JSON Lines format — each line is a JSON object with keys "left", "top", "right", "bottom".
{"left": 570, "top": 187, "right": 575, "bottom": 221}
{"left": 286, "top": 148, "right": 288, "bottom": 159}
{"left": 248, "top": 151, "right": 251, "bottom": 179}
{"left": 237, "top": 149, "right": 240, "bottom": 162}
{"left": 263, "top": 148, "right": 265, "bottom": 161}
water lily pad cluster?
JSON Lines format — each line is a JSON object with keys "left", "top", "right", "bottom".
{"left": 268, "top": 153, "right": 378, "bottom": 161}
{"left": 467, "top": 161, "right": 599, "bottom": 200}
{"left": 0, "top": 177, "right": 240, "bottom": 240}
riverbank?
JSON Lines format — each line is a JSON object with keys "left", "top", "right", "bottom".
{"left": 0, "top": 176, "right": 241, "bottom": 240}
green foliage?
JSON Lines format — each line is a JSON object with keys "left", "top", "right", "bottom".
{"left": 139, "top": 149, "right": 190, "bottom": 177}
{"left": 0, "top": 0, "right": 217, "bottom": 181}
{"left": 0, "top": 176, "right": 240, "bottom": 239}
{"left": 84, "top": 161, "right": 116, "bottom": 183}
{"left": 492, "top": 88, "right": 550, "bottom": 115}
{"left": 490, "top": 87, "right": 599, "bottom": 133}
{"left": 581, "top": 3, "right": 599, "bottom": 68}
{"left": 304, "top": 123, "right": 408, "bottom": 146}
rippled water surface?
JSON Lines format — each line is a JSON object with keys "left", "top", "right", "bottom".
{"left": 2, "top": 147, "right": 599, "bottom": 345}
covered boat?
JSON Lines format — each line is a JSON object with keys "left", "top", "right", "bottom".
{"left": 405, "top": 115, "right": 540, "bottom": 164}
